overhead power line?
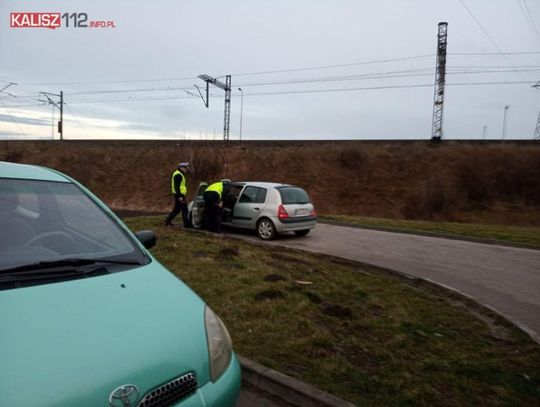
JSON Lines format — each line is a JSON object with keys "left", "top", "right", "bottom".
{"left": 516, "top": 0, "right": 540, "bottom": 43}
{"left": 5, "top": 65, "right": 539, "bottom": 101}
{"left": 14, "top": 51, "right": 540, "bottom": 88}
{"left": 1, "top": 101, "right": 26, "bottom": 137}
{"left": 458, "top": 0, "right": 532, "bottom": 82}
{"left": 523, "top": 0, "right": 540, "bottom": 42}
{"left": 23, "top": 75, "right": 199, "bottom": 86}
{"left": 1, "top": 80, "right": 532, "bottom": 108}
{"left": 224, "top": 54, "right": 436, "bottom": 77}
{"left": 64, "top": 85, "right": 196, "bottom": 96}
{"left": 450, "top": 51, "right": 540, "bottom": 55}
{"left": 65, "top": 104, "right": 89, "bottom": 138}
{"left": 458, "top": 0, "right": 506, "bottom": 54}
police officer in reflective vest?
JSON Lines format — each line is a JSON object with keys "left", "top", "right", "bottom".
{"left": 203, "top": 179, "right": 231, "bottom": 233}
{"left": 165, "top": 162, "right": 190, "bottom": 227}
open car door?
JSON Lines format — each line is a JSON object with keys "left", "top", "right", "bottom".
{"left": 191, "top": 182, "right": 208, "bottom": 229}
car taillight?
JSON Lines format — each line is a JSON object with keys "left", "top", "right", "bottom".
{"left": 310, "top": 208, "right": 317, "bottom": 217}
{"left": 278, "top": 204, "right": 289, "bottom": 219}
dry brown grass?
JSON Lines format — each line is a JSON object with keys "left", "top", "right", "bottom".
{"left": 1, "top": 140, "right": 539, "bottom": 226}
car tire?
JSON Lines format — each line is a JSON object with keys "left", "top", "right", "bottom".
{"left": 294, "top": 229, "right": 310, "bottom": 237}
{"left": 257, "top": 218, "right": 276, "bottom": 240}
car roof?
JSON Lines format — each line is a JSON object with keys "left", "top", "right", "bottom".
{"left": 232, "top": 181, "right": 293, "bottom": 189}
{"left": 0, "top": 161, "right": 71, "bottom": 183}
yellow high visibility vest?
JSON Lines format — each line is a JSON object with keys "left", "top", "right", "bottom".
{"left": 205, "top": 182, "right": 223, "bottom": 199}
{"left": 171, "top": 170, "right": 187, "bottom": 195}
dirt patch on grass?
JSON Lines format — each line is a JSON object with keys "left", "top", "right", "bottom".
{"left": 217, "top": 246, "right": 240, "bottom": 259}
{"left": 254, "top": 289, "right": 285, "bottom": 301}
{"left": 304, "top": 292, "right": 323, "bottom": 304}
{"left": 264, "top": 274, "right": 287, "bottom": 282}
{"left": 271, "top": 253, "right": 313, "bottom": 266}
{"left": 322, "top": 304, "right": 353, "bottom": 319}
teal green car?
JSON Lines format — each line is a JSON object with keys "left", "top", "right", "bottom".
{"left": 0, "top": 161, "right": 241, "bottom": 407}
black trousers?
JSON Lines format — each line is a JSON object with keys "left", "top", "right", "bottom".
{"left": 165, "top": 195, "right": 189, "bottom": 226}
{"left": 203, "top": 191, "right": 221, "bottom": 232}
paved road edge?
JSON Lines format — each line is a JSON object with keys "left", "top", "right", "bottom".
{"left": 238, "top": 356, "right": 357, "bottom": 407}
{"left": 318, "top": 220, "right": 540, "bottom": 251}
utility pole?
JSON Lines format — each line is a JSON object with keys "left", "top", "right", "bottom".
{"left": 238, "top": 88, "right": 244, "bottom": 141}
{"left": 196, "top": 74, "right": 232, "bottom": 141}
{"left": 502, "top": 105, "right": 510, "bottom": 142}
{"left": 39, "top": 91, "right": 64, "bottom": 140}
{"left": 431, "top": 22, "right": 448, "bottom": 143}
{"left": 482, "top": 125, "right": 488, "bottom": 141}
{"left": 59, "top": 91, "right": 63, "bottom": 139}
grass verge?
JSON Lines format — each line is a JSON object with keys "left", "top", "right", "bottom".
{"left": 125, "top": 216, "right": 540, "bottom": 406}
{"left": 319, "top": 214, "right": 540, "bottom": 248}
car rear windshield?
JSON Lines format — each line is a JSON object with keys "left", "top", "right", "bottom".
{"left": 277, "top": 187, "right": 311, "bottom": 205}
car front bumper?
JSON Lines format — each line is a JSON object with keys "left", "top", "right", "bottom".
{"left": 172, "top": 353, "right": 241, "bottom": 407}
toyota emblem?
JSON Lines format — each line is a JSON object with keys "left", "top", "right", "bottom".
{"left": 109, "top": 384, "right": 140, "bottom": 407}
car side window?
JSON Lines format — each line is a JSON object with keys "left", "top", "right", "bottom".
{"left": 255, "top": 188, "right": 267, "bottom": 204}
{"left": 239, "top": 186, "right": 256, "bottom": 203}
{"left": 239, "top": 186, "right": 267, "bottom": 204}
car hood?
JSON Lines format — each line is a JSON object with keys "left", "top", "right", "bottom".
{"left": 0, "top": 261, "right": 210, "bottom": 407}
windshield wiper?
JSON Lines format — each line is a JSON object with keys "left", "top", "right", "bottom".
{"left": 0, "top": 266, "right": 108, "bottom": 285}
{"left": 0, "top": 258, "right": 142, "bottom": 274}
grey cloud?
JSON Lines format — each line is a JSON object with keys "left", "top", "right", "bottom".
{"left": 1, "top": 0, "right": 539, "bottom": 139}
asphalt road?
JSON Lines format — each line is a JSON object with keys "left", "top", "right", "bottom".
{"left": 230, "top": 223, "right": 540, "bottom": 343}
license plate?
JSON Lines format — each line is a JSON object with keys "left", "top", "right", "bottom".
{"left": 295, "top": 208, "right": 308, "bottom": 216}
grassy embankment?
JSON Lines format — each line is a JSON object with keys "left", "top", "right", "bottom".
{"left": 319, "top": 215, "right": 540, "bottom": 248}
{"left": 2, "top": 141, "right": 540, "bottom": 227}
{"left": 125, "top": 216, "right": 540, "bottom": 406}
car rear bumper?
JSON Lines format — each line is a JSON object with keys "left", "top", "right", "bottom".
{"left": 275, "top": 216, "right": 317, "bottom": 232}
{"left": 173, "top": 353, "right": 241, "bottom": 407}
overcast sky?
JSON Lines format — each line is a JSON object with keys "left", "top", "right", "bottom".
{"left": 1, "top": 0, "right": 539, "bottom": 140}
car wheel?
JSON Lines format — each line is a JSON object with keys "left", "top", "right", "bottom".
{"left": 294, "top": 229, "right": 310, "bottom": 237}
{"left": 257, "top": 218, "right": 276, "bottom": 240}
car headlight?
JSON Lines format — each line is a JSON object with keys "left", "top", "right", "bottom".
{"left": 204, "top": 306, "right": 233, "bottom": 382}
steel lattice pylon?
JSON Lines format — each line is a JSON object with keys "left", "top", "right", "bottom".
{"left": 534, "top": 82, "right": 540, "bottom": 141}
{"left": 534, "top": 110, "right": 540, "bottom": 141}
{"left": 223, "top": 75, "right": 231, "bottom": 141}
{"left": 197, "top": 74, "right": 232, "bottom": 141}
{"left": 431, "top": 22, "right": 448, "bottom": 142}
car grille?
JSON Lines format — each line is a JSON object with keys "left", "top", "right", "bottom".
{"left": 137, "top": 373, "right": 197, "bottom": 407}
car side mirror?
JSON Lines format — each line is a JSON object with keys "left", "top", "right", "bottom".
{"left": 135, "top": 230, "right": 156, "bottom": 249}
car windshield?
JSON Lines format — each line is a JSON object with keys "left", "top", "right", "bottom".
{"left": 0, "top": 178, "right": 147, "bottom": 271}
{"left": 277, "top": 187, "right": 311, "bottom": 205}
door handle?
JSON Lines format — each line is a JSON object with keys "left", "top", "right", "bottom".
{"left": 253, "top": 207, "right": 260, "bottom": 211}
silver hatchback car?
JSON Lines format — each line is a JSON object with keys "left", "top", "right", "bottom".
{"left": 188, "top": 182, "right": 317, "bottom": 240}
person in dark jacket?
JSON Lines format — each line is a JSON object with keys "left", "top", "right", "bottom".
{"left": 165, "top": 162, "right": 191, "bottom": 227}
{"left": 203, "top": 179, "right": 231, "bottom": 233}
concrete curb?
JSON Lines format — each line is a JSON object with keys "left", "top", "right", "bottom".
{"left": 318, "top": 220, "right": 540, "bottom": 251}
{"left": 238, "top": 356, "right": 357, "bottom": 407}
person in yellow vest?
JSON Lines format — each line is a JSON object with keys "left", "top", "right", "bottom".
{"left": 165, "top": 162, "right": 191, "bottom": 227}
{"left": 203, "top": 179, "right": 231, "bottom": 233}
